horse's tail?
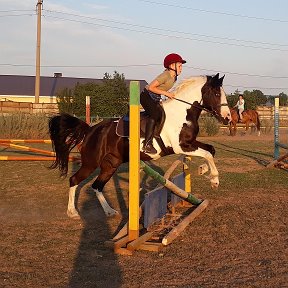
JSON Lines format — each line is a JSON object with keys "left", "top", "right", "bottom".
{"left": 48, "top": 113, "right": 90, "bottom": 176}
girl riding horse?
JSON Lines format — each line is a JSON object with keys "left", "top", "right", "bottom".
{"left": 140, "top": 53, "right": 186, "bottom": 154}
{"left": 49, "top": 73, "right": 231, "bottom": 219}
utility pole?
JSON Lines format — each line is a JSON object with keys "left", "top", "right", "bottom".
{"left": 35, "top": 0, "right": 43, "bottom": 104}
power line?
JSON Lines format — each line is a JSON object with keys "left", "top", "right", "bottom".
{"left": 188, "top": 66, "right": 288, "bottom": 79}
{"left": 137, "top": 0, "right": 288, "bottom": 23}
{"left": 0, "top": 13, "right": 35, "bottom": 18}
{"left": 43, "top": 9, "right": 288, "bottom": 48}
{"left": 0, "top": 63, "right": 282, "bottom": 78}
{"left": 42, "top": 14, "right": 288, "bottom": 52}
{"left": 225, "top": 84, "right": 288, "bottom": 90}
{"left": 1, "top": 8, "right": 287, "bottom": 51}
{"left": 1, "top": 62, "right": 288, "bottom": 79}
{"left": 1, "top": 63, "right": 288, "bottom": 90}
{"left": 0, "top": 63, "right": 159, "bottom": 68}
{"left": 0, "top": 9, "right": 35, "bottom": 13}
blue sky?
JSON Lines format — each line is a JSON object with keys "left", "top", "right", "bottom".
{"left": 1, "top": 0, "right": 288, "bottom": 95}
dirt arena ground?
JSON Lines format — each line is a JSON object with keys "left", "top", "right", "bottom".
{"left": 1, "top": 133, "right": 287, "bottom": 288}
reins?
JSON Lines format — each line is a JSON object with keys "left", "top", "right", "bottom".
{"left": 174, "top": 97, "right": 228, "bottom": 118}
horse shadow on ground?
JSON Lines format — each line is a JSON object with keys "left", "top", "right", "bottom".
{"left": 68, "top": 162, "right": 122, "bottom": 288}
{"left": 67, "top": 160, "right": 165, "bottom": 287}
{"left": 211, "top": 141, "right": 272, "bottom": 167}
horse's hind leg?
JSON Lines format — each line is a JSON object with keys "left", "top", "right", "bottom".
{"left": 67, "top": 165, "right": 95, "bottom": 219}
{"left": 91, "top": 155, "right": 122, "bottom": 216}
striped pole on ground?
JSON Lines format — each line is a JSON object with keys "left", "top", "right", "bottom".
{"left": 140, "top": 160, "right": 202, "bottom": 206}
{"left": 274, "top": 96, "right": 280, "bottom": 159}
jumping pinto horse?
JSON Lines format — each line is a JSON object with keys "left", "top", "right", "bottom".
{"left": 49, "top": 73, "right": 231, "bottom": 219}
{"left": 229, "top": 108, "right": 261, "bottom": 136}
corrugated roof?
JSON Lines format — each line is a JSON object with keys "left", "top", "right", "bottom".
{"left": 0, "top": 75, "right": 148, "bottom": 96}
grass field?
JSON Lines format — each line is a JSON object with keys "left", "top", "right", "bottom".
{"left": 0, "top": 133, "right": 287, "bottom": 287}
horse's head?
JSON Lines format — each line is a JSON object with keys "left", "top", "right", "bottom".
{"left": 201, "top": 73, "right": 231, "bottom": 125}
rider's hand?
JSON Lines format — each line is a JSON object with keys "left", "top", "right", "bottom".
{"left": 166, "top": 92, "right": 175, "bottom": 99}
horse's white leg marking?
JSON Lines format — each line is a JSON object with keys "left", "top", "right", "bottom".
{"left": 199, "top": 150, "right": 219, "bottom": 189}
{"left": 198, "top": 163, "right": 209, "bottom": 175}
{"left": 93, "top": 189, "right": 119, "bottom": 217}
{"left": 67, "top": 185, "right": 80, "bottom": 219}
{"left": 183, "top": 149, "right": 220, "bottom": 189}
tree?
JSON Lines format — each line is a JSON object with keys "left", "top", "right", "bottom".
{"left": 243, "top": 90, "right": 267, "bottom": 109}
{"left": 102, "top": 71, "right": 129, "bottom": 116}
{"left": 279, "top": 92, "right": 288, "bottom": 106}
{"left": 267, "top": 92, "right": 288, "bottom": 106}
{"left": 227, "top": 89, "right": 267, "bottom": 110}
{"left": 227, "top": 91, "right": 239, "bottom": 108}
{"left": 56, "top": 87, "right": 74, "bottom": 114}
{"left": 56, "top": 71, "right": 129, "bottom": 117}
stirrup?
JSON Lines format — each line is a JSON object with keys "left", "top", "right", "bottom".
{"left": 143, "top": 142, "right": 157, "bottom": 154}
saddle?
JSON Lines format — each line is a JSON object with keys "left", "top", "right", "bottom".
{"left": 116, "top": 111, "right": 147, "bottom": 138}
{"left": 115, "top": 111, "right": 169, "bottom": 154}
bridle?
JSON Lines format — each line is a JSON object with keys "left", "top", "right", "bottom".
{"left": 174, "top": 97, "right": 229, "bottom": 119}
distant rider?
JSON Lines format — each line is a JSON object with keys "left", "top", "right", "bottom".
{"left": 234, "top": 94, "right": 245, "bottom": 122}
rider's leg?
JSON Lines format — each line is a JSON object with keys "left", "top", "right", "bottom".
{"left": 239, "top": 108, "right": 244, "bottom": 122}
{"left": 140, "top": 89, "right": 159, "bottom": 154}
{"left": 143, "top": 118, "right": 157, "bottom": 154}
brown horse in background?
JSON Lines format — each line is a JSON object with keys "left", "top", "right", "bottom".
{"left": 229, "top": 108, "right": 261, "bottom": 136}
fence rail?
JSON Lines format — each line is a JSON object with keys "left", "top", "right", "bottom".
{"left": 257, "top": 106, "right": 288, "bottom": 120}
{"left": 0, "top": 101, "right": 58, "bottom": 114}
{"left": 1, "top": 100, "right": 288, "bottom": 119}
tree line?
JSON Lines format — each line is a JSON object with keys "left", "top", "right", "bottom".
{"left": 56, "top": 72, "right": 288, "bottom": 118}
{"left": 56, "top": 71, "right": 129, "bottom": 118}
{"left": 227, "top": 89, "right": 288, "bottom": 110}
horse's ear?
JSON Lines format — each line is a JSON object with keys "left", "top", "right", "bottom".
{"left": 211, "top": 73, "right": 220, "bottom": 87}
{"left": 218, "top": 74, "right": 225, "bottom": 86}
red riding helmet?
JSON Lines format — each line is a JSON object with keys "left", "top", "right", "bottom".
{"left": 164, "top": 53, "right": 186, "bottom": 68}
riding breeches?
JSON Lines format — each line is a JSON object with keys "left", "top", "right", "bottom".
{"left": 140, "top": 89, "right": 164, "bottom": 123}
{"left": 238, "top": 108, "right": 244, "bottom": 119}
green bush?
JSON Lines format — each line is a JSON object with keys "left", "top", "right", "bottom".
{"left": 0, "top": 113, "right": 50, "bottom": 139}
{"left": 199, "top": 115, "right": 220, "bottom": 136}
{"left": 261, "top": 119, "right": 273, "bottom": 134}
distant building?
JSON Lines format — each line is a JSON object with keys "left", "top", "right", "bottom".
{"left": 0, "top": 74, "right": 148, "bottom": 103}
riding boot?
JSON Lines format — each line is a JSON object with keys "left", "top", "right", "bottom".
{"left": 143, "top": 119, "right": 157, "bottom": 154}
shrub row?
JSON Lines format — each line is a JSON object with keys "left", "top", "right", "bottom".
{"left": 1, "top": 112, "right": 281, "bottom": 139}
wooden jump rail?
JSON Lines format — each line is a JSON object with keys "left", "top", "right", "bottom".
{"left": 108, "top": 158, "right": 209, "bottom": 254}
{"left": 0, "top": 156, "right": 58, "bottom": 161}
{"left": 0, "top": 139, "right": 52, "bottom": 143}
{"left": 0, "top": 140, "right": 79, "bottom": 162}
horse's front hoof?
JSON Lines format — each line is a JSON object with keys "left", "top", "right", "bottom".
{"left": 211, "top": 183, "right": 219, "bottom": 189}
{"left": 105, "top": 209, "right": 119, "bottom": 217}
{"left": 67, "top": 210, "right": 81, "bottom": 219}
{"left": 210, "top": 177, "right": 219, "bottom": 189}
